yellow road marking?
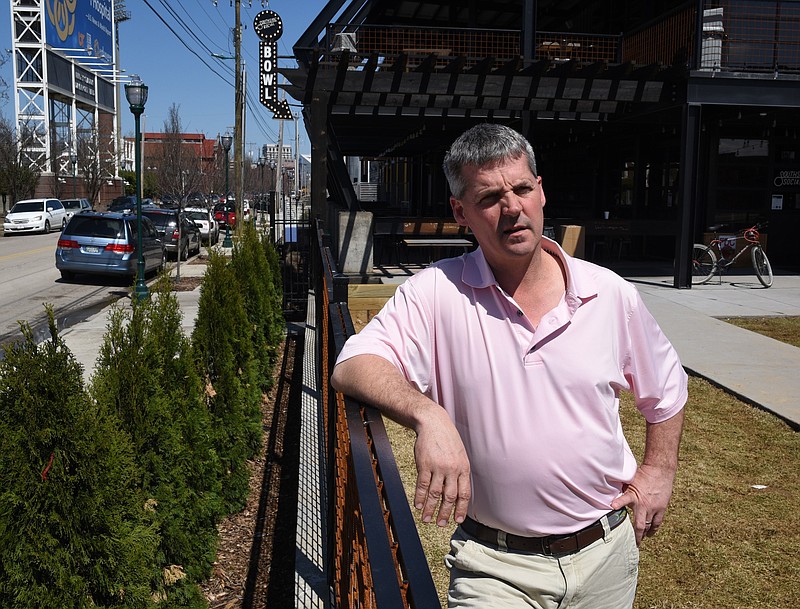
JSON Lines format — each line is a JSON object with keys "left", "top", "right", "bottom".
{"left": 0, "top": 245, "right": 55, "bottom": 261}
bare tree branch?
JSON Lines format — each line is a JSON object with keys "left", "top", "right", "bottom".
{"left": 0, "top": 116, "right": 41, "bottom": 205}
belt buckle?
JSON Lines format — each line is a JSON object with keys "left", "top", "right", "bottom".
{"left": 543, "top": 534, "right": 577, "bottom": 557}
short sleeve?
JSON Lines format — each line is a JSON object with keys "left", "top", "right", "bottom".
{"left": 623, "top": 289, "right": 688, "bottom": 423}
{"left": 336, "top": 278, "right": 435, "bottom": 394}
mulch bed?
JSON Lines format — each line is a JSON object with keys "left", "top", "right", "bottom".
{"left": 199, "top": 332, "right": 300, "bottom": 609}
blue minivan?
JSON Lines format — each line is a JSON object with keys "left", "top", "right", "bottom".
{"left": 55, "top": 211, "right": 166, "bottom": 281}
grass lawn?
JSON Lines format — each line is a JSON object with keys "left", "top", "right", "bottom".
{"left": 722, "top": 316, "right": 800, "bottom": 349}
{"left": 386, "top": 374, "right": 799, "bottom": 608}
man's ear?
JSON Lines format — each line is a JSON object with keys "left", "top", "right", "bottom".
{"left": 450, "top": 196, "right": 468, "bottom": 226}
{"left": 538, "top": 176, "right": 546, "bottom": 210}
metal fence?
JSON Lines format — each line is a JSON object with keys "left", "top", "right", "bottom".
{"left": 266, "top": 193, "right": 311, "bottom": 320}
{"left": 313, "top": 219, "right": 440, "bottom": 608}
{"left": 327, "top": 22, "right": 620, "bottom": 69}
{"left": 623, "top": 0, "right": 800, "bottom": 74}
{"left": 326, "top": 1, "right": 800, "bottom": 75}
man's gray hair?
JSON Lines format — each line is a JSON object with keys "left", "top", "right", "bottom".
{"left": 443, "top": 124, "right": 537, "bottom": 199}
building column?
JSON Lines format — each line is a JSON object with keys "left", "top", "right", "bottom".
{"left": 674, "top": 103, "right": 703, "bottom": 288}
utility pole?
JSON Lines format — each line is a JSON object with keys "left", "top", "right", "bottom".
{"left": 233, "top": 0, "right": 244, "bottom": 225}
{"left": 294, "top": 112, "right": 300, "bottom": 199}
{"left": 276, "top": 116, "right": 284, "bottom": 215}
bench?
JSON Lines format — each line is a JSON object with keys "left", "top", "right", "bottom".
{"left": 401, "top": 238, "right": 474, "bottom": 262}
{"left": 373, "top": 217, "right": 474, "bottom": 264}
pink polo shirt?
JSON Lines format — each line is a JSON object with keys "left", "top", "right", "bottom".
{"left": 336, "top": 239, "right": 687, "bottom": 536}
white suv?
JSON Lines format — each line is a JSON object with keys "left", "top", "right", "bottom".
{"left": 3, "top": 198, "right": 67, "bottom": 235}
{"left": 184, "top": 207, "right": 219, "bottom": 245}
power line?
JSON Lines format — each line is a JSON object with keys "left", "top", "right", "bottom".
{"left": 141, "top": 0, "right": 234, "bottom": 86}
{"left": 140, "top": 0, "right": 279, "bottom": 144}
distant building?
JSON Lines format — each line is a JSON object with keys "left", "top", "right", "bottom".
{"left": 122, "top": 132, "right": 219, "bottom": 193}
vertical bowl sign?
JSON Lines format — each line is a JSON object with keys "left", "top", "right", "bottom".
{"left": 255, "top": 10, "right": 292, "bottom": 119}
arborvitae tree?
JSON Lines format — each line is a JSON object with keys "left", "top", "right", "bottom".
{"left": 0, "top": 313, "right": 158, "bottom": 609}
{"left": 90, "top": 276, "right": 223, "bottom": 600}
{"left": 231, "top": 222, "right": 279, "bottom": 389}
{"left": 191, "top": 250, "right": 261, "bottom": 513}
{"left": 261, "top": 227, "right": 285, "bottom": 360}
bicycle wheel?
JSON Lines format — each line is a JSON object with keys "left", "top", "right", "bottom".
{"left": 691, "top": 244, "right": 717, "bottom": 285}
{"left": 751, "top": 246, "right": 773, "bottom": 288}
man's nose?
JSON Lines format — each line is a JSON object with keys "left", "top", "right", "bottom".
{"left": 500, "top": 192, "right": 522, "bottom": 215}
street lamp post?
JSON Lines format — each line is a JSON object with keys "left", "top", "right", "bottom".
{"left": 69, "top": 148, "right": 77, "bottom": 199}
{"left": 124, "top": 74, "right": 149, "bottom": 301}
{"left": 257, "top": 155, "right": 266, "bottom": 226}
{"left": 221, "top": 132, "right": 233, "bottom": 248}
{"left": 268, "top": 159, "right": 276, "bottom": 235}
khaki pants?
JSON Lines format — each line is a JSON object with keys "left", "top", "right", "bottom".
{"left": 446, "top": 517, "right": 639, "bottom": 609}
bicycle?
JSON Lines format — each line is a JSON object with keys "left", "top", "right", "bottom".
{"left": 691, "top": 223, "right": 773, "bottom": 287}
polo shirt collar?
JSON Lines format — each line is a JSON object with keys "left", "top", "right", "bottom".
{"left": 462, "top": 237, "right": 599, "bottom": 311}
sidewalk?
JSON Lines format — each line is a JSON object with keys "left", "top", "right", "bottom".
{"left": 628, "top": 270, "right": 800, "bottom": 430}
{"left": 59, "top": 261, "right": 206, "bottom": 386}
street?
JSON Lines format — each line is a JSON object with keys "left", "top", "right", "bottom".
{"left": 0, "top": 231, "right": 132, "bottom": 347}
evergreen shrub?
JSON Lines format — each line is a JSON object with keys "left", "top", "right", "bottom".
{"left": 0, "top": 313, "right": 158, "bottom": 609}
{"left": 231, "top": 223, "right": 282, "bottom": 389}
{"left": 90, "top": 276, "right": 223, "bottom": 597}
{"left": 191, "top": 250, "right": 261, "bottom": 513}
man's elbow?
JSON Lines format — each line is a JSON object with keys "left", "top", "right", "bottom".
{"left": 330, "top": 362, "right": 346, "bottom": 392}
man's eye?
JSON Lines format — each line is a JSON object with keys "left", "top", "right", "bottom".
{"left": 514, "top": 185, "right": 533, "bottom": 195}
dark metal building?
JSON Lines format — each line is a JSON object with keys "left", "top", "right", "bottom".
{"left": 286, "top": 0, "right": 800, "bottom": 287}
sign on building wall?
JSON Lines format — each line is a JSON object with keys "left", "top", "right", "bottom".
{"left": 45, "top": 0, "right": 114, "bottom": 61}
{"left": 254, "top": 10, "right": 292, "bottom": 120}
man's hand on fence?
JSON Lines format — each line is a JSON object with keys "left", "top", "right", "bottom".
{"left": 413, "top": 407, "right": 471, "bottom": 527}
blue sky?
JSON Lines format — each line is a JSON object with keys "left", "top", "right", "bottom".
{"left": 1, "top": 0, "right": 335, "bottom": 155}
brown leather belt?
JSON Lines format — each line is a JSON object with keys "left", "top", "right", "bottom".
{"left": 460, "top": 508, "right": 628, "bottom": 556}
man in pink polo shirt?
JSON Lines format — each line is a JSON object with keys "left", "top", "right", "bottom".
{"left": 332, "top": 124, "right": 687, "bottom": 609}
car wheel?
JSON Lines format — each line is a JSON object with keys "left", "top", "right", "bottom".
{"left": 44, "top": 220, "right": 51, "bottom": 233}
{"left": 60, "top": 270, "right": 75, "bottom": 281}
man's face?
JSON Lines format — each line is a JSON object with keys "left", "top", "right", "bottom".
{"left": 450, "top": 154, "right": 545, "bottom": 268}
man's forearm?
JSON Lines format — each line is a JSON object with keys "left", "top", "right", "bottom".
{"left": 643, "top": 408, "right": 685, "bottom": 476}
{"left": 331, "top": 354, "right": 438, "bottom": 432}
{"left": 332, "top": 354, "right": 472, "bottom": 526}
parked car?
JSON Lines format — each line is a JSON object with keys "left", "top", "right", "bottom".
{"left": 61, "top": 198, "right": 93, "bottom": 221}
{"left": 141, "top": 208, "right": 202, "bottom": 260}
{"left": 55, "top": 211, "right": 165, "bottom": 281}
{"left": 213, "top": 202, "right": 237, "bottom": 229}
{"left": 108, "top": 195, "right": 155, "bottom": 213}
{"left": 3, "top": 198, "right": 67, "bottom": 235}
{"left": 184, "top": 207, "right": 219, "bottom": 245}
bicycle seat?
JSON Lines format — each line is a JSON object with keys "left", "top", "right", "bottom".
{"left": 707, "top": 224, "right": 729, "bottom": 232}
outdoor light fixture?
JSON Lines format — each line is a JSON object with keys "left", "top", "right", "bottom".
{"left": 124, "top": 74, "right": 150, "bottom": 301}
{"left": 221, "top": 132, "right": 234, "bottom": 248}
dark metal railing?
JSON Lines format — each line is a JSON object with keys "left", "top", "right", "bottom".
{"left": 270, "top": 193, "right": 311, "bottom": 320}
{"left": 313, "top": 218, "right": 439, "bottom": 608}
{"left": 322, "top": 1, "right": 800, "bottom": 75}
{"left": 326, "top": 23, "right": 620, "bottom": 69}
{"left": 623, "top": 0, "right": 800, "bottom": 74}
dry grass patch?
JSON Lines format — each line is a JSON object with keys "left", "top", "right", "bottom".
{"left": 722, "top": 316, "right": 800, "bottom": 348}
{"left": 386, "top": 376, "right": 799, "bottom": 608}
